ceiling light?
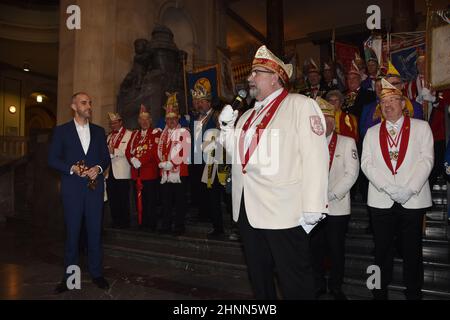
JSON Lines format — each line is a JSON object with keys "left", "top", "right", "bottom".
{"left": 23, "top": 62, "right": 30, "bottom": 72}
{"left": 37, "top": 95, "right": 43, "bottom": 103}
{"left": 9, "top": 106, "right": 17, "bottom": 114}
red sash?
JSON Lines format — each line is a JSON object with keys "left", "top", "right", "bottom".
{"left": 328, "top": 132, "right": 338, "bottom": 172}
{"left": 108, "top": 127, "right": 126, "bottom": 149}
{"left": 239, "top": 89, "right": 288, "bottom": 172}
{"left": 379, "top": 116, "right": 410, "bottom": 175}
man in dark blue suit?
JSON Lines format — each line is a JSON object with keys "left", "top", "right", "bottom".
{"left": 48, "top": 92, "right": 111, "bottom": 293}
{"left": 189, "top": 78, "right": 224, "bottom": 237}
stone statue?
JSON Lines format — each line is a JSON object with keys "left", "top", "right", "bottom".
{"left": 117, "top": 25, "right": 187, "bottom": 130}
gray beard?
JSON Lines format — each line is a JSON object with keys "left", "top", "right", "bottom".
{"left": 249, "top": 87, "right": 259, "bottom": 99}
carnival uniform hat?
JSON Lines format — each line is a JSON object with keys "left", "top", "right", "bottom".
{"left": 107, "top": 112, "right": 122, "bottom": 121}
{"left": 366, "top": 47, "right": 379, "bottom": 63}
{"left": 315, "top": 96, "right": 335, "bottom": 117}
{"left": 164, "top": 92, "right": 180, "bottom": 118}
{"left": 252, "top": 45, "right": 293, "bottom": 85}
{"left": 139, "top": 104, "right": 151, "bottom": 119}
{"left": 191, "top": 78, "right": 212, "bottom": 101}
{"left": 347, "top": 60, "right": 361, "bottom": 77}
{"left": 323, "top": 61, "right": 333, "bottom": 71}
{"left": 305, "top": 58, "right": 320, "bottom": 74}
{"left": 386, "top": 60, "right": 402, "bottom": 79}
{"left": 380, "top": 78, "right": 403, "bottom": 100}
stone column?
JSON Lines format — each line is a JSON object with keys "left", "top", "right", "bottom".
{"left": 57, "top": 0, "right": 155, "bottom": 128}
{"left": 266, "top": 0, "right": 284, "bottom": 57}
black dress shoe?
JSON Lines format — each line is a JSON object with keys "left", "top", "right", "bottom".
{"left": 92, "top": 277, "right": 110, "bottom": 290}
{"left": 54, "top": 281, "right": 69, "bottom": 294}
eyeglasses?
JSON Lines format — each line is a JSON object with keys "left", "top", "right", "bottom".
{"left": 249, "top": 69, "right": 275, "bottom": 78}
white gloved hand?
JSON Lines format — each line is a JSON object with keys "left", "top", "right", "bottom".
{"left": 328, "top": 192, "right": 337, "bottom": 201}
{"left": 391, "top": 187, "right": 415, "bottom": 205}
{"left": 163, "top": 161, "right": 174, "bottom": 171}
{"left": 158, "top": 162, "right": 165, "bottom": 169}
{"left": 219, "top": 105, "right": 239, "bottom": 131}
{"left": 131, "top": 157, "right": 141, "bottom": 169}
{"left": 421, "top": 88, "right": 437, "bottom": 103}
{"left": 184, "top": 114, "right": 191, "bottom": 123}
{"left": 303, "top": 212, "right": 326, "bottom": 225}
{"left": 382, "top": 184, "right": 401, "bottom": 197}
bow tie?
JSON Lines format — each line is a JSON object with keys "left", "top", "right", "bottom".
{"left": 112, "top": 130, "right": 119, "bottom": 134}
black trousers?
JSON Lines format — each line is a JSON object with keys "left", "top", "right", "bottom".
{"left": 161, "top": 177, "right": 187, "bottom": 231}
{"left": 238, "top": 196, "right": 315, "bottom": 300}
{"left": 189, "top": 164, "right": 209, "bottom": 219}
{"left": 106, "top": 177, "right": 131, "bottom": 227}
{"left": 370, "top": 203, "right": 425, "bottom": 300}
{"left": 310, "top": 215, "right": 350, "bottom": 292}
{"left": 206, "top": 177, "right": 224, "bottom": 233}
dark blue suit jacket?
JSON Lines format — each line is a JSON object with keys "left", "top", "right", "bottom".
{"left": 48, "top": 120, "right": 110, "bottom": 197}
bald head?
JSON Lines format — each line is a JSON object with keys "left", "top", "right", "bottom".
{"left": 71, "top": 92, "right": 92, "bottom": 122}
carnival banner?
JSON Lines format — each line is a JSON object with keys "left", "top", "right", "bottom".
{"left": 186, "top": 65, "right": 219, "bottom": 106}
{"left": 335, "top": 42, "right": 360, "bottom": 73}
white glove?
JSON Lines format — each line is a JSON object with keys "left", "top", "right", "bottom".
{"left": 382, "top": 184, "right": 401, "bottom": 197}
{"left": 328, "top": 192, "right": 337, "bottom": 201}
{"left": 184, "top": 114, "right": 191, "bottom": 123}
{"left": 130, "top": 157, "right": 141, "bottom": 169}
{"left": 164, "top": 161, "right": 173, "bottom": 171}
{"left": 219, "top": 105, "right": 239, "bottom": 131}
{"left": 303, "top": 212, "right": 326, "bottom": 225}
{"left": 391, "top": 187, "right": 415, "bottom": 205}
{"left": 421, "top": 88, "right": 437, "bottom": 103}
{"left": 159, "top": 161, "right": 173, "bottom": 171}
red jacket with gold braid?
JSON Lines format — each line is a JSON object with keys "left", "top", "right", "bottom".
{"left": 125, "top": 128, "right": 162, "bottom": 180}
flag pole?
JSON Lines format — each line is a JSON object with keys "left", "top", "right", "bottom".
{"left": 182, "top": 53, "right": 189, "bottom": 115}
{"left": 331, "top": 28, "right": 336, "bottom": 62}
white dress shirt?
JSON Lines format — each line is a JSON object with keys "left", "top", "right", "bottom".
{"left": 71, "top": 119, "right": 103, "bottom": 174}
{"left": 74, "top": 119, "right": 90, "bottom": 155}
{"left": 244, "top": 88, "right": 283, "bottom": 153}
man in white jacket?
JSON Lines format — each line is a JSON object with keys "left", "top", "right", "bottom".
{"left": 311, "top": 97, "right": 359, "bottom": 300}
{"left": 219, "top": 45, "right": 329, "bottom": 299}
{"left": 361, "top": 78, "right": 434, "bottom": 300}
{"left": 106, "top": 112, "right": 132, "bottom": 228}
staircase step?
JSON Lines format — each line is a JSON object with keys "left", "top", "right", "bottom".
{"left": 345, "top": 233, "right": 450, "bottom": 264}
{"left": 103, "top": 227, "right": 450, "bottom": 299}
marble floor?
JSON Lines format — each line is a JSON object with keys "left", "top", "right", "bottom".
{"left": 0, "top": 222, "right": 252, "bottom": 300}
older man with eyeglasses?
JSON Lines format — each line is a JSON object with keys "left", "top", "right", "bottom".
{"left": 361, "top": 78, "right": 433, "bottom": 300}
{"left": 219, "top": 45, "right": 329, "bottom": 300}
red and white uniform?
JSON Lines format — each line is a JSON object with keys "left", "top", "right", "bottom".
{"left": 126, "top": 128, "right": 161, "bottom": 180}
{"left": 157, "top": 125, "right": 190, "bottom": 183}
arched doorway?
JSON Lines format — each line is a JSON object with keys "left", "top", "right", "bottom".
{"left": 25, "top": 92, "right": 56, "bottom": 136}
